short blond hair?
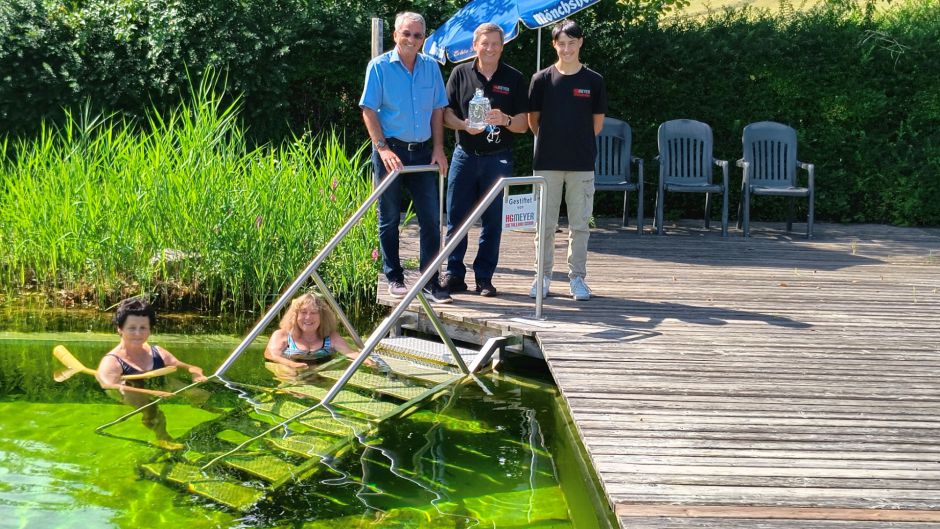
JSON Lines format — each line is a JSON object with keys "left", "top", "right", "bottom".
{"left": 473, "top": 23, "right": 504, "bottom": 44}
{"left": 279, "top": 293, "right": 337, "bottom": 338}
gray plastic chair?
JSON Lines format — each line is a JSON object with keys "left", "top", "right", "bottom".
{"left": 595, "top": 117, "right": 644, "bottom": 234}
{"left": 655, "top": 119, "right": 729, "bottom": 236}
{"left": 737, "top": 121, "right": 815, "bottom": 238}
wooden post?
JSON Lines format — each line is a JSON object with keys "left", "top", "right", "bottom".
{"left": 371, "top": 17, "right": 383, "bottom": 58}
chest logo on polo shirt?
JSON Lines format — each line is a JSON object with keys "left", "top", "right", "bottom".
{"left": 573, "top": 88, "right": 591, "bottom": 98}
{"left": 492, "top": 85, "right": 511, "bottom": 95}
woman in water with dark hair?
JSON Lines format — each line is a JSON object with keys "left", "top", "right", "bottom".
{"left": 263, "top": 293, "right": 362, "bottom": 371}
{"left": 96, "top": 297, "right": 207, "bottom": 448}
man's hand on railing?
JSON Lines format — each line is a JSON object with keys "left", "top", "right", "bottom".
{"left": 432, "top": 147, "right": 448, "bottom": 176}
{"left": 378, "top": 147, "right": 403, "bottom": 172}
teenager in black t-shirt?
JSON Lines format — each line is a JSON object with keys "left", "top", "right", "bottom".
{"left": 527, "top": 19, "right": 607, "bottom": 301}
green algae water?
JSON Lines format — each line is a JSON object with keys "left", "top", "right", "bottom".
{"left": 0, "top": 332, "right": 615, "bottom": 529}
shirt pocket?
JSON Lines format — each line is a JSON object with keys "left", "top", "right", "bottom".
{"left": 416, "top": 82, "right": 435, "bottom": 115}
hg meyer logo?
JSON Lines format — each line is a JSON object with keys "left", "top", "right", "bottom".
{"left": 531, "top": 0, "right": 595, "bottom": 26}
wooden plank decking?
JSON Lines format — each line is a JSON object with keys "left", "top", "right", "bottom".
{"left": 379, "top": 220, "right": 940, "bottom": 528}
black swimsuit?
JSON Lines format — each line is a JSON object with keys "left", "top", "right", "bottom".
{"left": 107, "top": 345, "right": 166, "bottom": 375}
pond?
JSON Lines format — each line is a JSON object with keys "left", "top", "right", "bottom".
{"left": 0, "top": 310, "right": 615, "bottom": 529}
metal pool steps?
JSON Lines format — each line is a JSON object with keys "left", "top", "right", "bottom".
{"left": 376, "top": 336, "right": 479, "bottom": 369}
{"left": 140, "top": 341, "right": 475, "bottom": 511}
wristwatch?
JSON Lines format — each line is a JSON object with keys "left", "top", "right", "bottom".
{"left": 375, "top": 139, "right": 388, "bottom": 149}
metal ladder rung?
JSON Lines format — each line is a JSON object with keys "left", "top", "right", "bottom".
{"left": 253, "top": 400, "right": 369, "bottom": 436}
{"left": 372, "top": 354, "right": 458, "bottom": 384}
{"left": 189, "top": 480, "right": 265, "bottom": 511}
{"left": 140, "top": 462, "right": 263, "bottom": 511}
{"left": 266, "top": 432, "right": 341, "bottom": 458}
{"left": 299, "top": 413, "right": 369, "bottom": 437}
{"left": 224, "top": 454, "right": 297, "bottom": 483}
{"left": 282, "top": 385, "right": 399, "bottom": 418}
{"left": 252, "top": 399, "right": 306, "bottom": 419}
{"left": 141, "top": 461, "right": 204, "bottom": 485}
{"left": 377, "top": 336, "right": 477, "bottom": 367}
{"left": 318, "top": 369, "right": 429, "bottom": 401}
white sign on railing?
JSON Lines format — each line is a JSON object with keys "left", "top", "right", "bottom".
{"left": 503, "top": 192, "right": 537, "bottom": 231}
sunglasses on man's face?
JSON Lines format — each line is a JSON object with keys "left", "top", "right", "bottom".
{"left": 398, "top": 30, "right": 425, "bottom": 39}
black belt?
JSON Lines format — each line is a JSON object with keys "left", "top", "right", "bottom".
{"left": 387, "top": 137, "right": 430, "bottom": 151}
{"left": 459, "top": 145, "right": 511, "bottom": 156}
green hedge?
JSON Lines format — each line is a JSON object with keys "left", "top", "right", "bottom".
{"left": 580, "top": 0, "right": 940, "bottom": 225}
{"left": 0, "top": 0, "right": 467, "bottom": 140}
{"left": 2, "top": 0, "right": 938, "bottom": 224}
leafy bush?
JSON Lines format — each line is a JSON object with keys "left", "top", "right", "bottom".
{"left": 0, "top": 0, "right": 481, "bottom": 139}
{"left": 1, "top": 0, "right": 380, "bottom": 140}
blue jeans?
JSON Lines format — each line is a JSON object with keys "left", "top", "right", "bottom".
{"left": 445, "top": 146, "right": 511, "bottom": 281}
{"left": 372, "top": 144, "right": 441, "bottom": 283}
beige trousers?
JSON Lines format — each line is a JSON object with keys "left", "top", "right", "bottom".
{"left": 534, "top": 170, "right": 595, "bottom": 279}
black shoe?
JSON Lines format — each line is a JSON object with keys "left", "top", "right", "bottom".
{"left": 442, "top": 273, "right": 468, "bottom": 293}
{"left": 475, "top": 278, "right": 498, "bottom": 297}
{"left": 422, "top": 284, "right": 453, "bottom": 304}
{"left": 387, "top": 279, "right": 408, "bottom": 298}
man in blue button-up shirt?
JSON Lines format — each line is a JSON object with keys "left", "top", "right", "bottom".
{"left": 360, "top": 11, "right": 451, "bottom": 304}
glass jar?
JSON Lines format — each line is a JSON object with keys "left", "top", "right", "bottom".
{"left": 467, "top": 88, "right": 490, "bottom": 130}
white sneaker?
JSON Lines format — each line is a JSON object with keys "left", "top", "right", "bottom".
{"left": 529, "top": 276, "right": 550, "bottom": 298}
{"left": 569, "top": 276, "right": 592, "bottom": 301}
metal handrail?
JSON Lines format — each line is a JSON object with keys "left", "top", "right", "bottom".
{"left": 212, "top": 164, "right": 440, "bottom": 377}
{"left": 96, "top": 166, "right": 547, "bottom": 437}
{"left": 320, "top": 175, "right": 547, "bottom": 406}
{"left": 439, "top": 170, "right": 446, "bottom": 280}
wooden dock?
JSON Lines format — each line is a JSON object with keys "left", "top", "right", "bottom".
{"left": 379, "top": 220, "right": 940, "bottom": 528}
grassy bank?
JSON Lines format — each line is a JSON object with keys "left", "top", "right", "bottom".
{"left": 0, "top": 77, "right": 379, "bottom": 312}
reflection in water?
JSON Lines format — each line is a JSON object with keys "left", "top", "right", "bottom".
{"left": 247, "top": 380, "right": 574, "bottom": 528}
{"left": 351, "top": 389, "right": 477, "bottom": 527}
{"left": 0, "top": 336, "right": 611, "bottom": 528}
{"left": 0, "top": 442, "right": 114, "bottom": 525}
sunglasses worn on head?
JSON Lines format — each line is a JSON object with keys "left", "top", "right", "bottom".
{"left": 399, "top": 30, "right": 425, "bottom": 39}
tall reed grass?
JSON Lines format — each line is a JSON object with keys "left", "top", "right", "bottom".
{"left": 0, "top": 75, "right": 379, "bottom": 312}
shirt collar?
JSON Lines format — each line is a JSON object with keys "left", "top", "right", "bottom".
{"left": 473, "top": 60, "right": 503, "bottom": 77}
{"left": 391, "top": 47, "right": 430, "bottom": 71}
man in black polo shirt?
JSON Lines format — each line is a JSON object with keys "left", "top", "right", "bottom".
{"left": 441, "top": 23, "right": 529, "bottom": 297}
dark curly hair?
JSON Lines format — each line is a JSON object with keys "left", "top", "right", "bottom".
{"left": 113, "top": 297, "right": 156, "bottom": 329}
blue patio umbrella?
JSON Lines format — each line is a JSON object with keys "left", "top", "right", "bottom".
{"left": 423, "top": 0, "right": 602, "bottom": 64}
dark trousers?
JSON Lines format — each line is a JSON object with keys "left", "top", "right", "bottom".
{"left": 445, "top": 146, "right": 511, "bottom": 281}
{"left": 371, "top": 144, "right": 440, "bottom": 283}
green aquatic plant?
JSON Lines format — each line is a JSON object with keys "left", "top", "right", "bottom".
{"left": 407, "top": 410, "right": 497, "bottom": 434}
{"left": 0, "top": 73, "right": 378, "bottom": 312}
